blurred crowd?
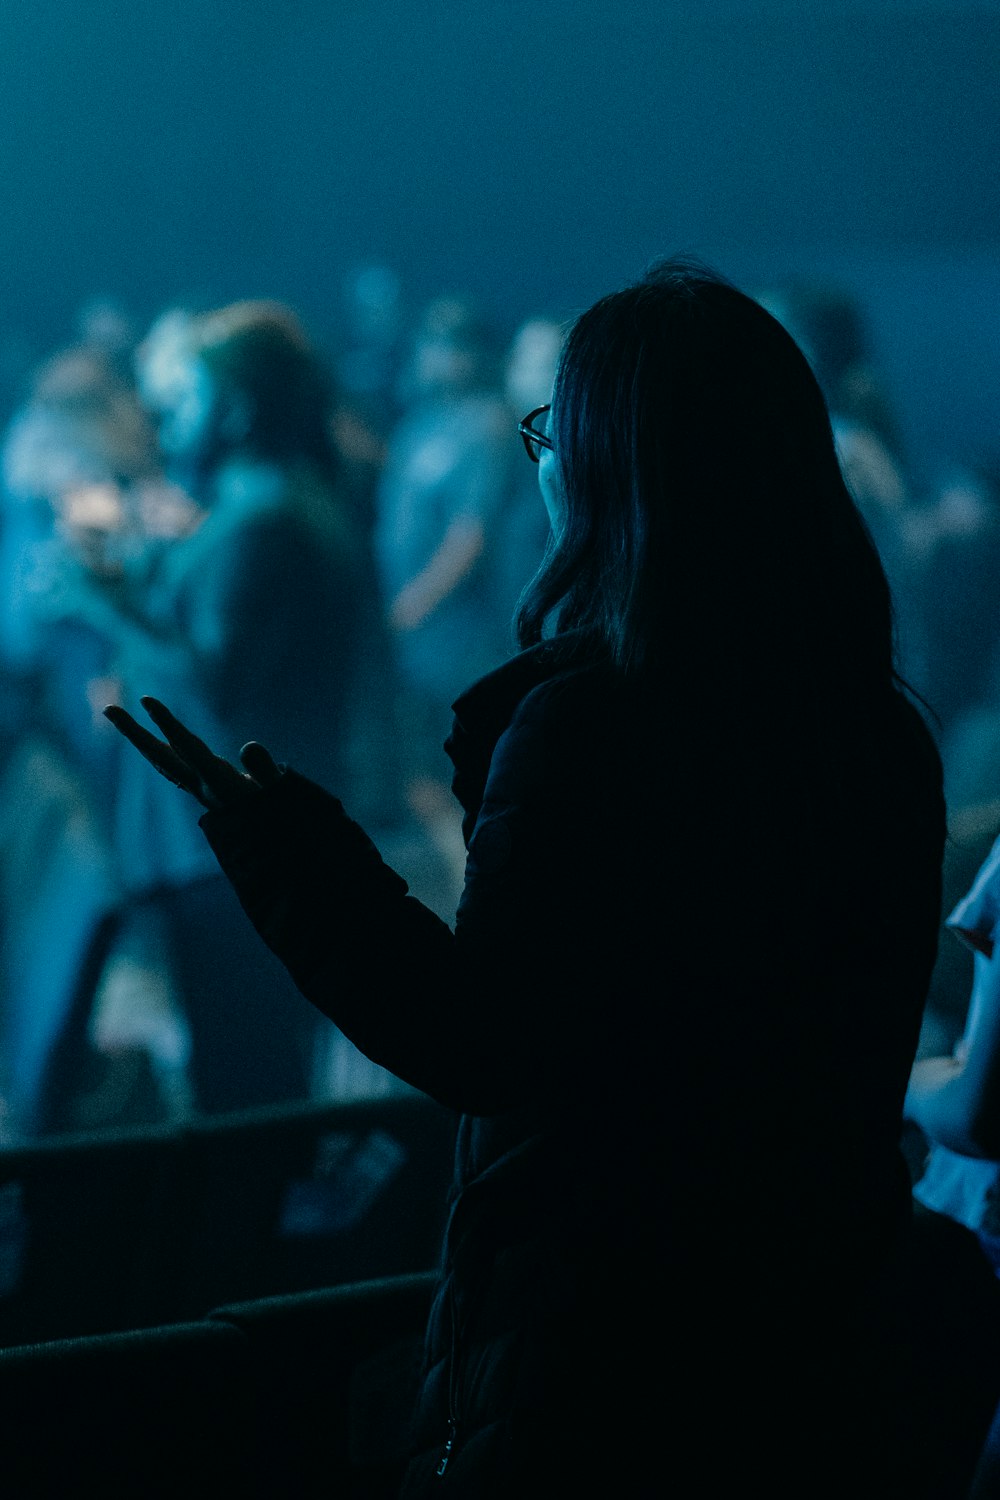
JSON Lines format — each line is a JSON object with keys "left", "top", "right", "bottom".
{"left": 0, "top": 274, "right": 563, "bottom": 1138}
{"left": 0, "top": 266, "right": 995, "bottom": 1139}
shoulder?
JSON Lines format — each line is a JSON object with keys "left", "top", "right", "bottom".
{"left": 488, "top": 659, "right": 634, "bottom": 803}
{"left": 512, "top": 658, "right": 626, "bottom": 731}
{"left": 216, "top": 462, "right": 346, "bottom": 543}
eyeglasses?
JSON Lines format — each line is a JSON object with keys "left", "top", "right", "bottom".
{"left": 518, "top": 404, "right": 553, "bottom": 463}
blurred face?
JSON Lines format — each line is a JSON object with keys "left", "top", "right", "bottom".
{"left": 505, "top": 320, "right": 562, "bottom": 414}
{"left": 156, "top": 355, "right": 218, "bottom": 462}
{"left": 135, "top": 312, "right": 197, "bottom": 417}
{"left": 411, "top": 334, "right": 479, "bottom": 398}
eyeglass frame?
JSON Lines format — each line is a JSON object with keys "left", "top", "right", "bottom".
{"left": 518, "top": 404, "right": 553, "bottom": 463}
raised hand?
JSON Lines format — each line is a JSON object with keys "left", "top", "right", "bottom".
{"left": 103, "top": 695, "right": 281, "bottom": 810}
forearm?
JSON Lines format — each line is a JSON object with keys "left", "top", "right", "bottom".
{"left": 200, "top": 771, "right": 515, "bottom": 1113}
{"left": 198, "top": 686, "right": 621, "bottom": 1117}
{"left": 389, "top": 518, "right": 484, "bottom": 630}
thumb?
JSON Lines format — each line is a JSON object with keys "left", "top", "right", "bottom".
{"left": 239, "top": 740, "right": 282, "bottom": 788}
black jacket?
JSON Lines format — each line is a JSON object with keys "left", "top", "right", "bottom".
{"left": 201, "top": 633, "right": 946, "bottom": 1496}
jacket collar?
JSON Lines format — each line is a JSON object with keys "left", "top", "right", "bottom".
{"left": 445, "top": 631, "right": 601, "bottom": 827}
{"left": 449, "top": 631, "right": 597, "bottom": 747}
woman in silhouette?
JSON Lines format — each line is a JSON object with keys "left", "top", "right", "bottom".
{"left": 106, "top": 260, "right": 950, "bottom": 1496}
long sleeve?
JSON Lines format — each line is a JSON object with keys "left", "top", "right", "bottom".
{"left": 199, "top": 678, "right": 626, "bottom": 1115}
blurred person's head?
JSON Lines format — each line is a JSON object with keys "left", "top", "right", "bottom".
{"left": 336, "top": 264, "right": 405, "bottom": 419}
{"left": 1, "top": 344, "right": 160, "bottom": 576}
{"left": 401, "top": 294, "right": 498, "bottom": 402}
{"left": 154, "top": 299, "right": 340, "bottom": 491}
{"left": 756, "top": 281, "right": 901, "bottom": 452}
{"left": 75, "top": 295, "right": 139, "bottom": 376}
{"left": 30, "top": 345, "right": 122, "bottom": 409}
{"left": 505, "top": 317, "right": 563, "bottom": 415}
{"left": 342, "top": 263, "right": 403, "bottom": 349}
{"left": 4, "top": 345, "right": 156, "bottom": 504}
{"left": 135, "top": 308, "right": 200, "bottom": 424}
{"left": 754, "top": 283, "right": 864, "bottom": 393}
{"left": 516, "top": 258, "right": 895, "bottom": 700}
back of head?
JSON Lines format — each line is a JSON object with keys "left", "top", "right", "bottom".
{"left": 517, "top": 257, "right": 895, "bottom": 706}
{"left": 4, "top": 344, "right": 156, "bottom": 502}
{"left": 30, "top": 346, "right": 124, "bottom": 412}
{"left": 192, "top": 300, "right": 339, "bottom": 476}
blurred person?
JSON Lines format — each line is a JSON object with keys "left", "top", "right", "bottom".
{"left": 46, "top": 300, "right": 376, "bottom": 1114}
{"left": 906, "top": 828, "right": 1000, "bottom": 1222}
{"left": 334, "top": 261, "right": 406, "bottom": 442}
{"left": 503, "top": 317, "right": 564, "bottom": 438}
{"left": 325, "top": 268, "right": 413, "bottom": 840}
{"left": 755, "top": 280, "right": 903, "bottom": 452}
{"left": 326, "top": 264, "right": 404, "bottom": 570}
{"left": 129, "top": 299, "right": 365, "bottom": 787}
{"left": 133, "top": 304, "right": 210, "bottom": 436}
{"left": 106, "top": 259, "right": 962, "bottom": 1497}
{"left": 913, "top": 464, "right": 1000, "bottom": 1067}
{"left": 0, "top": 339, "right": 201, "bottom": 803}
{"left": 914, "top": 463, "right": 1000, "bottom": 709}
{"left": 0, "top": 342, "right": 167, "bottom": 1135}
{"left": 918, "top": 462, "right": 1000, "bottom": 816}
{"left": 903, "top": 827, "right": 1000, "bottom": 1499}
{"left": 374, "top": 294, "right": 511, "bottom": 899}
{"left": 74, "top": 294, "right": 140, "bottom": 386}
{"left": 0, "top": 343, "right": 164, "bottom": 803}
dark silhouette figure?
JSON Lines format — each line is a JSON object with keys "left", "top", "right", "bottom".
{"left": 106, "top": 261, "right": 954, "bottom": 1496}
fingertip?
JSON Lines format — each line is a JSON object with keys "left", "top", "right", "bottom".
{"left": 240, "top": 740, "right": 281, "bottom": 784}
{"left": 139, "top": 695, "right": 169, "bottom": 723}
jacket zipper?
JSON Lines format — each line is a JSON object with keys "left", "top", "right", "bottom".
{"left": 435, "top": 1417, "right": 458, "bottom": 1478}
{"left": 435, "top": 1280, "right": 461, "bottom": 1478}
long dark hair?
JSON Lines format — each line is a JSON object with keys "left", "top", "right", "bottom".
{"left": 515, "top": 258, "right": 897, "bottom": 706}
{"left": 194, "top": 300, "right": 341, "bottom": 487}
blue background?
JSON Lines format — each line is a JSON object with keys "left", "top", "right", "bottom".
{"left": 0, "top": 0, "right": 996, "bottom": 481}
